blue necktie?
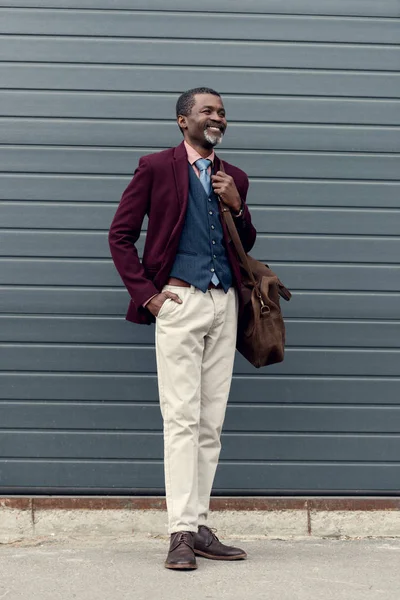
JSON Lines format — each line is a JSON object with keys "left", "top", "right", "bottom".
{"left": 194, "top": 158, "right": 220, "bottom": 286}
{"left": 195, "top": 158, "right": 212, "bottom": 196}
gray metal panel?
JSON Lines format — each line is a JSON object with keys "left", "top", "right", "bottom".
{"left": 2, "top": 402, "right": 400, "bottom": 432}
{"left": 2, "top": 316, "right": 400, "bottom": 349}
{"left": 2, "top": 37, "right": 399, "bottom": 70}
{"left": 2, "top": 373, "right": 399, "bottom": 405}
{"left": 2, "top": 92, "right": 400, "bottom": 125}
{"left": 2, "top": 176, "right": 400, "bottom": 208}
{"left": 2, "top": 9, "right": 399, "bottom": 44}
{"left": 2, "top": 260, "right": 400, "bottom": 292}
{"left": 1, "top": 288, "right": 399, "bottom": 319}
{"left": 3, "top": 119, "right": 400, "bottom": 153}
{"left": 1, "top": 461, "right": 400, "bottom": 493}
{"left": 2, "top": 65, "right": 399, "bottom": 98}
{"left": 1, "top": 148, "right": 399, "bottom": 180}
{"left": 3, "top": 203, "right": 400, "bottom": 235}
{"left": 1, "top": 345, "right": 400, "bottom": 376}
{"left": 0, "top": 0, "right": 399, "bottom": 17}
{"left": 2, "top": 432, "right": 400, "bottom": 462}
{"left": 3, "top": 230, "right": 400, "bottom": 265}
{"left": 1, "top": 2, "right": 399, "bottom": 495}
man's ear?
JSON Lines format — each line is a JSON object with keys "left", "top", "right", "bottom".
{"left": 177, "top": 115, "right": 187, "bottom": 130}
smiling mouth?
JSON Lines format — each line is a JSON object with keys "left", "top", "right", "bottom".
{"left": 206, "top": 126, "right": 223, "bottom": 134}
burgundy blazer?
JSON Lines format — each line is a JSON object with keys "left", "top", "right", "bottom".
{"left": 109, "top": 141, "right": 257, "bottom": 325}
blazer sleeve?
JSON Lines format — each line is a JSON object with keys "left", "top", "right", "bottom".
{"left": 232, "top": 174, "right": 257, "bottom": 254}
{"left": 108, "top": 156, "right": 159, "bottom": 308}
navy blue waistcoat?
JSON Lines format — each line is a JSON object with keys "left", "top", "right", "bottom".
{"left": 170, "top": 164, "right": 233, "bottom": 292}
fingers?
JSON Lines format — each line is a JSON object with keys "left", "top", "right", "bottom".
{"left": 163, "top": 291, "right": 182, "bottom": 304}
{"left": 211, "top": 172, "right": 230, "bottom": 182}
{"left": 212, "top": 182, "right": 231, "bottom": 196}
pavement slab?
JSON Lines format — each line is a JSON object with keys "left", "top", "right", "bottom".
{"left": 1, "top": 536, "right": 400, "bottom": 600}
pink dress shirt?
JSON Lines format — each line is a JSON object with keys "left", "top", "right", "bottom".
{"left": 184, "top": 141, "right": 215, "bottom": 178}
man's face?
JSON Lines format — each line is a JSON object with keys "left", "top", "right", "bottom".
{"left": 178, "top": 94, "right": 227, "bottom": 149}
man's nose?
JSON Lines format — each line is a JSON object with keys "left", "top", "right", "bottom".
{"left": 211, "top": 112, "right": 223, "bottom": 122}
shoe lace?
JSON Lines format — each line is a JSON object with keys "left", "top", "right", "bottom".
{"left": 201, "top": 526, "right": 220, "bottom": 542}
{"left": 171, "top": 531, "right": 194, "bottom": 551}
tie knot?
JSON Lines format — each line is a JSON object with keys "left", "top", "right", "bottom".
{"left": 195, "top": 158, "right": 212, "bottom": 172}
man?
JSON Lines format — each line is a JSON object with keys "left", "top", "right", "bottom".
{"left": 109, "top": 87, "right": 256, "bottom": 570}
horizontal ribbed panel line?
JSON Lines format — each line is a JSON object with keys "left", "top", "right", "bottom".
{"left": 2, "top": 285, "right": 400, "bottom": 295}
{"left": 2, "top": 457, "right": 400, "bottom": 465}
{"left": 11, "top": 203, "right": 400, "bottom": 215}
{"left": 1, "top": 311, "right": 365, "bottom": 320}
{"left": 2, "top": 174, "right": 400, "bottom": 184}
{"left": 2, "top": 175, "right": 400, "bottom": 185}
{"left": 3, "top": 8, "right": 400, "bottom": 20}
{"left": 219, "top": 459, "right": 400, "bottom": 465}
{"left": 0, "top": 428, "right": 161, "bottom": 434}
{"left": 3, "top": 34, "right": 400, "bottom": 48}
{"left": 3, "top": 90, "right": 400, "bottom": 102}
{"left": 0, "top": 227, "right": 112, "bottom": 232}
{"left": 0, "top": 148, "right": 399, "bottom": 156}
{"left": 0, "top": 342, "right": 155, "bottom": 349}
{"left": 3, "top": 229, "right": 400, "bottom": 240}
{"left": 1, "top": 342, "right": 400, "bottom": 352}
{"left": 0, "top": 457, "right": 163, "bottom": 463}
{"left": 4, "top": 60, "right": 400, "bottom": 74}
{"left": 4, "top": 33, "right": 400, "bottom": 48}
{"left": 1, "top": 314, "right": 399, "bottom": 325}
{"left": 271, "top": 260, "right": 400, "bottom": 266}
{"left": 1, "top": 174, "right": 400, "bottom": 184}
{"left": 253, "top": 206, "right": 400, "bottom": 211}
{"left": 3, "top": 61, "right": 399, "bottom": 75}
{"left": 0, "top": 257, "right": 116, "bottom": 262}
{"left": 1, "top": 458, "right": 400, "bottom": 466}
{"left": 0, "top": 200, "right": 117, "bottom": 207}
{"left": 2, "top": 144, "right": 399, "bottom": 157}
{"left": 2, "top": 373, "right": 399, "bottom": 381}
{"left": 229, "top": 431, "right": 400, "bottom": 436}
{"left": 2, "top": 370, "right": 399, "bottom": 377}
{"left": 1, "top": 401, "right": 400, "bottom": 409}
{"left": 5, "top": 117, "right": 400, "bottom": 128}
{"left": 0, "top": 285, "right": 125, "bottom": 290}
{"left": 0, "top": 400, "right": 160, "bottom": 405}
{"left": 265, "top": 261, "right": 400, "bottom": 266}
{"left": 261, "top": 206, "right": 400, "bottom": 213}
{"left": 3, "top": 429, "right": 400, "bottom": 437}
{"left": 260, "top": 233, "right": 400, "bottom": 240}
{"left": 2, "top": 88, "right": 399, "bottom": 101}
{"left": 0, "top": 7, "right": 398, "bottom": 18}
{"left": 8, "top": 249, "right": 400, "bottom": 259}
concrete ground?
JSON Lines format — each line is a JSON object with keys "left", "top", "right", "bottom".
{"left": 1, "top": 536, "right": 400, "bottom": 600}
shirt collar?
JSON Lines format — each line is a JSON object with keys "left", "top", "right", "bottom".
{"left": 184, "top": 141, "right": 214, "bottom": 166}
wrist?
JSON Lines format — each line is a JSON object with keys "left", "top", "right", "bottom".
{"left": 143, "top": 293, "right": 159, "bottom": 308}
{"left": 232, "top": 200, "right": 244, "bottom": 217}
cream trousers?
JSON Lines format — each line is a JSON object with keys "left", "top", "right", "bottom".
{"left": 155, "top": 284, "right": 238, "bottom": 533}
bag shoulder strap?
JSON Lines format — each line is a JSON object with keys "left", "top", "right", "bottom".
{"left": 217, "top": 159, "right": 257, "bottom": 286}
{"left": 217, "top": 159, "right": 292, "bottom": 301}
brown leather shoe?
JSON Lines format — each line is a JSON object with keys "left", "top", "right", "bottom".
{"left": 194, "top": 525, "right": 247, "bottom": 561}
{"left": 165, "top": 531, "right": 198, "bottom": 570}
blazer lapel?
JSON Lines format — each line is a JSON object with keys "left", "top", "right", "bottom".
{"left": 214, "top": 154, "right": 221, "bottom": 173}
{"left": 172, "top": 141, "right": 189, "bottom": 210}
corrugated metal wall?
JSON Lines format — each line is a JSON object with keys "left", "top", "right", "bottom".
{"left": 1, "top": 0, "right": 399, "bottom": 493}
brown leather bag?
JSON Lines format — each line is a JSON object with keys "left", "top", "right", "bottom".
{"left": 218, "top": 161, "right": 292, "bottom": 368}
